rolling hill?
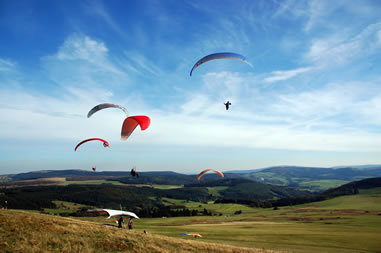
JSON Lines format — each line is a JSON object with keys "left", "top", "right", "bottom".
{"left": 4, "top": 165, "right": 381, "bottom": 192}
{"left": 241, "top": 165, "right": 381, "bottom": 191}
{"left": 0, "top": 209, "right": 271, "bottom": 253}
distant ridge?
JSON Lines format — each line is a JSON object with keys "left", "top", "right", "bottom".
{"left": 331, "top": 165, "right": 381, "bottom": 170}
{"left": 3, "top": 165, "right": 381, "bottom": 192}
{"left": 225, "top": 165, "right": 381, "bottom": 174}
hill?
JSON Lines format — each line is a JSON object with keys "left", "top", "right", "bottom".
{"left": 0, "top": 184, "right": 212, "bottom": 216}
{"left": 242, "top": 166, "right": 381, "bottom": 191}
{"left": 323, "top": 177, "right": 381, "bottom": 197}
{"left": 5, "top": 166, "right": 381, "bottom": 192}
{"left": 187, "top": 178, "right": 313, "bottom": 200}
{"left": 0, "top": 209, "right": 273, "bottom": 253}
{"left": 0, "top": 179, "right": 312, "bottom": 216}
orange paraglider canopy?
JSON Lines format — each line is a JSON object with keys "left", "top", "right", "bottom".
{"left": 121, "top": 116, "right": 150, "bottom": 140}
{"left": 197, "top": 169, "right": 224, "bottom": 180}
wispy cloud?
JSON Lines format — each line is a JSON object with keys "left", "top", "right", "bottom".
{"left": 268, "top": 81, "right": 381, "bottom": 130}
{"left": 303, "top": 0, "right": 345, "bottom": 32}
{"left": 41, "top": 34, "right": 129, "bottom": 91}
{"left": 272, "top": 0, "right": 307, "bottom": 19}
{"left": 56, "top": 35, "right": 108, "bottom": 62}
{"left": 0, "top": 58, "right": 16, "bottom": 72}
{"left": 3, "top": 82, "right": 381, "bottom": 153}
{"left": 264, "top": 67, "right": 312, "bottom": 83}
{"left": 83, "top": 0, "right": 126, "bottom": 38}
{"left": 304, "top": 22, "right": 381, "bottom": 67}
{"left": 121, "top": 51, "right": 164, "bottom": 76}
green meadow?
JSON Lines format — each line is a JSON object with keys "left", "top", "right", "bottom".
{"left": 117, "top": 191, "right": 381, "bottom": 253}
{"left": 11, "top": 185, "right": 381, "bottom": 252}
{"left": 298, "top": 179, "right": 350, "bottom": 191}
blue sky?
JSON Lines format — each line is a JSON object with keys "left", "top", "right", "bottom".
{"left": 1, "top": 0, "right": 381, "bottom": 174}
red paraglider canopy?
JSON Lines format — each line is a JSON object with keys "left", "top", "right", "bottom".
{"left": 74, "top": 138, "right": 110, "bottom": 151}
{"left": 121, "top": 116, "right": 151, "bottom": 140}
{"left": 197, "top": 169, "right": 224, "bottom": 181}
{"left": 92, "top": 167, "right": 96, "bottom": 172}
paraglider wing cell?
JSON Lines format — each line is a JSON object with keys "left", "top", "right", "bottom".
{"left": 121, "top": 116, "right": 151, "bottom": 140}
{"left": 190, "top": 52, "right": 251, "bottom": 76}
{"left": 197, "top": 169, "right": 224, "bottom": 181}
{"left": 74, "top": 138, "right": 110, "bottom": 151}
{"left": 87, "top": 103, "right": 129, "bottom": 118}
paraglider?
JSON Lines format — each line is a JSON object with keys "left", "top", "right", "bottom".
{"left": 131, "top": 167, "right": 139, "bottom": 178}
{"left": 190, "top": 52, "right": 251, "bottom": 76}
{"left": 121, "top": 116, "right": 151, "bottom": 141}
{"left": 87, "top": 103, "right": 129, "bottom": 118}
{"left": 88, "top": 209, "right": 140, "bottom": 219}
{"left": 224, "top": 101, "right": 231, "bottom": 110}
{"left": 74, "top": 138, "right": 110, "bottom": 151}
{"left": 92, "top": 167, "right": 96, "bottom": 172}
{"left": 180, "top": 233, "right": 202, "bottom": 238}
{"left": 197, "top": 169, "right": 224, "bottom": 181}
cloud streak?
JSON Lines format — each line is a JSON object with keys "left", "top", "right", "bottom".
{"left": 0, "top": 59, "right": 17, "bottom": 73}
{"left": 305, "top": 22, "right": 381, "bottom": 67}
{"left": 264, "top": 67, "right": 312, "bottom": 83}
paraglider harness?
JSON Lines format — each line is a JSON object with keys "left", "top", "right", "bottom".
{"left": 131, "top": 167, "right": 139, "bottom": 178}
{"left": 224, "top": 101, "right": 231, "bottom": 110}
{"left": 128, "top": 218, "right": 134, "bottom": 230}
{"left": 118, "top": 216, "right": 124, "bottom": 228}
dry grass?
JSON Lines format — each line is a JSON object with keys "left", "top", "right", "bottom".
{"left": 0, "top": 210, "right": 281, "bottom": 253}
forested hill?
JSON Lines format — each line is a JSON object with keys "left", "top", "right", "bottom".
{"left": 323, "top": 177, "right": 381, "bottom": 196}
{"left": 8, "top": 170, "right": 191, "bottom": 182}
{"left": 240, "top": 166, "right": 381, "bottom": 190}
{"left": 4, "top": 166, "right": 381, "bottom": 192}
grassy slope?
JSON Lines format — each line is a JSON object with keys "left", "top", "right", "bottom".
{"left": 2, "top": 187, "right": 381, "bottom": 252}
{"left": 298, "top": 179, "right": 349, "bottom": 190}
{"left": 0, "top": 210, "right": 274, "bottom": 253}
{"left": 133, "top": 192, "right": 381, "bottom": 253}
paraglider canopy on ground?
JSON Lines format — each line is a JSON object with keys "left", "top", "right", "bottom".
{"left": 180, "top": 233, "right": 202, "bottom": 238}
{"left": 88, "top": 209, "right": 139, "bottom": 219}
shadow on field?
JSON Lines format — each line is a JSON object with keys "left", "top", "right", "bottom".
{"left": 103, "top": 224, "right": 119, "bottom": 228}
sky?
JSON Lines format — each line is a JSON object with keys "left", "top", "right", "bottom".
{"left": 1, "top": 0, "right": 381, "bottom": 174}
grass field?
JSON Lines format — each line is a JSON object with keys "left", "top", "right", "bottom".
{"left": 0, "top": 210, "right": 274, "bottom": 253}
{"left": 2, "top": 189, "right": 381, "bottom": 252}
{"left": 124, "top": 192, "right": 381, "bottom": 252}
{"left": 151, "top": 184, "right": 184, "bottom": 189}
{"left": 298, "top": 179, "right": 349, "bottom": 191}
